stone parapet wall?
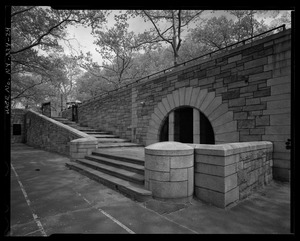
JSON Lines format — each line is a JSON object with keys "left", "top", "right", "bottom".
{"left": 193, "top": 141, "right": 273, "bottom": 208}
{"left": 11, "top": 109, "right": 26, "bottom": 143}
{"left": 25, "top": 110, "right": 97, "bottom": 155}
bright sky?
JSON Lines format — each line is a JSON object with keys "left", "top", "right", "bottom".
{"left": 59, "top": 10, "right": 290, "bottom": 65}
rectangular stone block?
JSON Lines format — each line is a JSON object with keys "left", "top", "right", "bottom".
{"left": 196, "top": 162, "right": 236, "bottom": 177}
{"left": 229, "top": 98, "right": 245, "bottom": 107}
{"left": 170, "top": 168, "right": 188, "bottom": 181}
{"left": 265, "top": 126, "right": 290, "bottom": 135}
{"left": 187, "top": 167, "right": 194, "bottom": 196}
{"left": 214, "top": 120, "right": 237, "bottom": 134}
{"left": 169, "top": 155, "right": 193, "bottom": 168}
{"left": 256, "top": 115, "right": 270, "bottom": 126}
{"left": 244, "top": 57, "right": 268, "bottom": 69}
{"left": 270, "top": 113, "right": 290, "bottom": 126}
{"left": 253, "top": 88, "right": 271, "bottom": 98}
{"left": 238, "top": 119, "right": 255, "bottom": 129}
{"left": 248, "top": 71, "right": 272, "bottom": 82}
{"left": 215, "top": 132, "right": 239, "bottom": 143}
{"left": 266, "top": 99, "right": 290, "bottom": 110}
{"left": 271, "top": 83, "right": 291, "bottom": 95}
{"left": 190, "top": 87, "right": 201, "bottom": 107}
{"left": 228, "top": 54, "right": 242, "bottom": 63}
{"left": 150, "top": 180, "right": 188, "bottom": 198}
{"left": 145, "top": 154, "right": 170, "bottom": 172}
{"left": 149, "top": 170, "right": 170, "bottom": 181}
{"left": 195, "top": 187, "right": 225, "bottom": 208}
{"left": 195, "top": 153, "right": 238, "bottom": 166}
{"left": 267, "top": 76, "right": 290, "bottom": 86}
{"left": 222, "top": 89, "right": 240, "bottom": 100}
{"left": 234, "top": 112, "right": 248, "bottom": 120}
{"left": 194, "top": 186, "right": 239, "bottom": 208}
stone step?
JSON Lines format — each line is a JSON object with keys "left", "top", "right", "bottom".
{"left": 92, "top": 149, "right": 144, "bottom": 166}
{"left": 66, "top": 162, "right": 152, "bottom": 202}
{"left": 97, "top": 138, "right": 131, "bottom": 143}
{"left": 97, "top": 143, "right": 144, "bottom": 148}
{"left": 75, "top": 127, "right": 107, "bottom": 132}
{"left": 90, "top": 134, "right": 119, "bottom": 139}
{"left": 73, "top": 159, "right": 144, "bottom": 185}
{"left": 85, "top": 154, "right": 144, "bottom": 175}
{"left": 84, "top": 131, "right": 111, "bottom": 135}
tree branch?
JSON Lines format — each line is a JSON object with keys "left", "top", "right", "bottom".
{"left": 142, "top": 10, "right": 173, "bottom": 45}
{"left": 11, "top": 6, "right": 35, "bottom": 17}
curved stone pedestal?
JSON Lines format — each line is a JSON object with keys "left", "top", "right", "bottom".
{"left": 145, "top": 142, "right": 194, "bottom": 203}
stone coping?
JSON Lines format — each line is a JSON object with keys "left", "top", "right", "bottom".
{"left": 189, "top": 141, "right": 273, "bottom": 156}
{"left": 70, "top": 137, "right": 98, "bottom": 145}
{"left": 27, "top": 110, "right": 95, "bottom": 140}
{"left": 145, "top": 141, "right": 194, "bottom": 156}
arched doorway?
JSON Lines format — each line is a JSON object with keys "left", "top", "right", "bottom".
{"left": 159, "top": 107, "right": 215, "bottom": 144}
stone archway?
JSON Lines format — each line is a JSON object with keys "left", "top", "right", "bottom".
{"left": 145, "top": 87, "right": 239, "bottom": 146}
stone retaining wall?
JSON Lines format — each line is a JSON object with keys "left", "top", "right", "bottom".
{"left": 11, "top": 109, "right": 26, "bottom": 143}
{"left": 62, "top": 29, "right": 291, "bottom": 181}
{"left": 193, "top": 141, "right": 273, "bottom": 208}
{"left": 25, "top": 110, "right": 97, "bottom": 156}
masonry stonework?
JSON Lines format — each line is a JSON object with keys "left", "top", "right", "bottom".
{"left": 62, "top": 29, "right": 291, "bottom": 182}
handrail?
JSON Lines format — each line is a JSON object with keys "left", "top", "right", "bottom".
{"left": 78, "top": 24, "right": 286, "bottom": 106}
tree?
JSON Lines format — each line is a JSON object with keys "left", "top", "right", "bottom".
{"left": 190, "top": 11, "right": 270, "bottom": 52}
{"left": 11, "top": 6, "right": 108, "bottom": 108}
{"left": 129, "top": 10, "right": 204, "bottom": 66}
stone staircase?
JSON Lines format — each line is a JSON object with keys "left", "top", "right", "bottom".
{"left": 52, "top": 117, "right": 151, "bottom": 201}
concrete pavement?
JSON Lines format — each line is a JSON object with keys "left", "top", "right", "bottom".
{"left": 9, "top": 143, "right": 291, "bottom": 235}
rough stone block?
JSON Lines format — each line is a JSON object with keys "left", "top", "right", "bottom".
{"left": 248, "top": 71, "right": 272, "bottom": 82}
{"left": 229, "top": 98, "right": 245, "bottom": 107}
{"left": 256, "top": 115, "right": 270, "bottom": 126}
{"left": 222, "top": 89, "right": 240, "bottom": 100}
{"left": 214, "top": 121, "right": 237, "bottom": 134}
{"left": 253, "top": 88, "right": 271, "bottom": 98}
{"left": 228, "top": 54, "right": 242, "bottom": 63}
{"left": 244, "top": 57, "right": 268, "bottom": 69}
{"left": 238, "top": 119, "right": 255, "bottom": 129}
{"left": 207, "top": 67, "right": 220, "bottom": 77}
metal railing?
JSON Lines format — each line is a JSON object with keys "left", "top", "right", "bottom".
{"left": 80, "top": 24, "right": 286, "bottom": 105}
